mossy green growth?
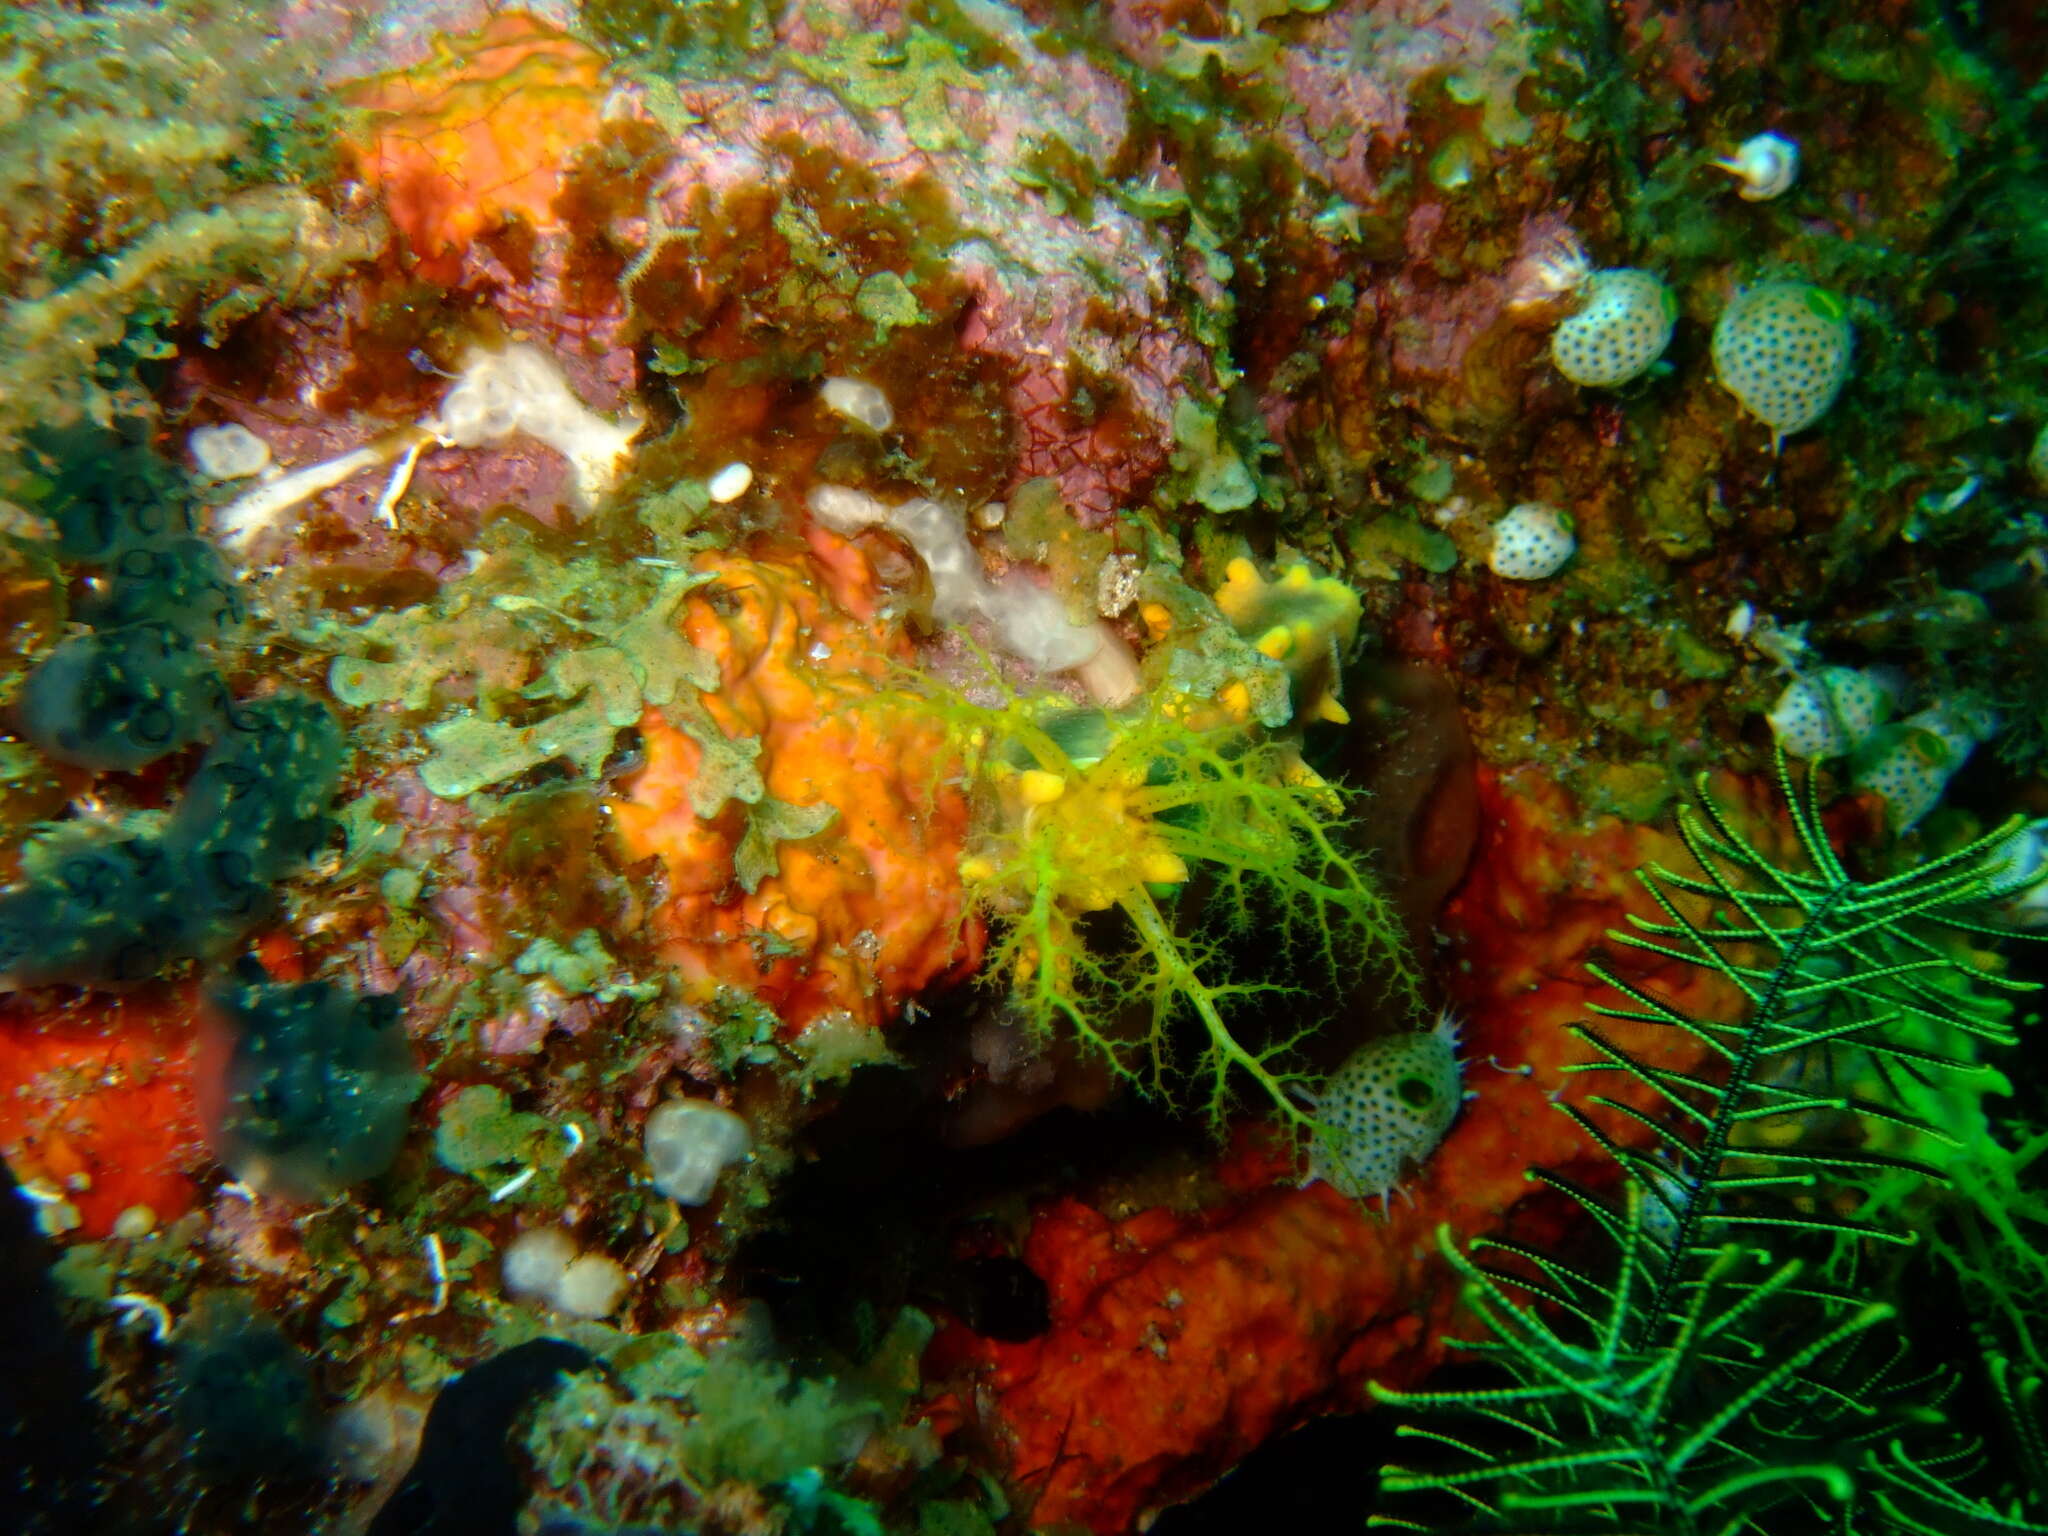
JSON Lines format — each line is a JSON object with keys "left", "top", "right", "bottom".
{"left": 434, "top": 1085, "right": 563, "bottom": 1182}
{"left": 522, "top": 1338, "right": 888, "bottom": 1534}
{"left": 922, "top": 677, "right": 1412, "bottom": 1132}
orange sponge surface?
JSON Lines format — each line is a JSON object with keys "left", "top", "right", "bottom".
{"left": 0, "top": 982, "right": 208, "bottom": 1239}
{"left": 612, "top": 536, "right": 984, "bottom": 1035}
{"left": 342, "top": 12, "right": 609, "bottom": 279}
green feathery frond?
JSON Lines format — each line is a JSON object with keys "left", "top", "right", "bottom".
{"left": 1371, "top": 754, "right": 2048, "bottom": 1535}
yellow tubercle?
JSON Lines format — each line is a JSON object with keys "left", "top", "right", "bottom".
{"left": 1019, "top": 769, "right": 1068, "bottom": 805}
{"left": 1140, "top": 850, "right": 1191, "bottom": 885}
{"left": 1214, "top": 557, "right": 1264, "bottom": 627}
{"left": 1211, "top": 555, "right": 1363, "bottom": 731}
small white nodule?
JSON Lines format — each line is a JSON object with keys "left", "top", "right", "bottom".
{"left": 708, "top": 461, "right": 754, "bottom": 503}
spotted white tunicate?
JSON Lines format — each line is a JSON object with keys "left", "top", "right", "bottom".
{"left": 1711, "top": 282, "right": 1853, "bottom": 445}
{"left": 1307, "top": 1012, "right": 1464, "bottom": 1205}
{"left": 1852, "top": 704, "right": 1986, "bottom": 831}
{"left": 1550, "top": 269, "right": 1677, "bottom": 388}
{"left": 1817, "top": 666, "right": 1891, "bottom": 745}
{"left": 1985, "top": 819, "right": 2048, "bottom": 929}
{"left": 1767, "top": 675, "right": 1841, "bottom": 759}
{"left": 1766, "top": 666, "right": 1893, "bottom": 759}
{"left": 1488, "top": 502, "right": 1575, "bottom": 580}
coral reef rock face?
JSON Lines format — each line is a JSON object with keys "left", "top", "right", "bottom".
{"left": 10, "top": 0, "right": 2048, "bottom": 1533}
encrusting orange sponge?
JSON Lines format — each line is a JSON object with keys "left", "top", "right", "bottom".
{"left": 612, "top": 535, "right": 984, "bottom": 1036}
{"left": 0, "top": 983, "right": 209, "bottom": 1239}
{"left": 342, "top": 13, "right": 609, "bottom": 279}
{"left": 927, "top": 766, "right": 1777, "bottom": 1532}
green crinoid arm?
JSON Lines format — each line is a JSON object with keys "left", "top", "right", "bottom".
{"left": 1366, "top": 751, "right": 2048, "bottom": 1534}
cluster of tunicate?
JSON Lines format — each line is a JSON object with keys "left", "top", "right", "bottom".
{"left": 499, "top": 1228, "right": 632, "bottom": 1319}
{"left": 1550, "top": 269, "right": 1677, "bottom": 387}
{"left": 1765, "top": 664, "right": 1987, "bottom": 830}
{"left": 1712, "top": 282, "right": 1853, "bottom": 446}
{"left": 18, "top": 423, "right": 241, "bottom": 770}
{"left": 202, "top": 960, "right": 422, "bottom": 1201}
{"left": 1487, "top": 502, "right": 1576, "bottom": 580}
{"left": 0, "top": 427, "right": 346, "bottom": 987}
{"left": 1765, "top": 666, "right": 1896, "bottom": 759}
{"left": 1307, "top": 1011, "right": 1465, "bottom": 1205}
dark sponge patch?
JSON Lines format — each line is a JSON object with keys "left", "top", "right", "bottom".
{"left": 2, "top": 426, "right": 348, "bottom": 989}
{"left": 204, "top": 962, "right": 422, "bottom": 1202}
{"left": 172, "top": 1291, "right": 326, "bottom": 1482}
{"left": 20, "top": 626, "right": 220, "bottom": 771}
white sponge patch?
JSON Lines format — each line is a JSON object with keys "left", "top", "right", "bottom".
{"left": 501, "top": 1227, "right": 630, "bottom": 1318}
{"left": 820, "top": 377, "right": 894, "bottom": 433}
{"left": 643, "top": 1098, "right": 752, "bottom": 1207}
{"left": 190, "top": 422, "right": 273, "bottom": 481}
{"left": 806, "top": 482, "right": 1106, "bottom": 673}
{"left": 431, "top": 344, "right": 640, "bottom": 504}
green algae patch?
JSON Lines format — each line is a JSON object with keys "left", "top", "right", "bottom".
{"left": 1170, "top": 396, "right": 1260, "bottom": 513}
{"left": 318, "top": 553, "right": 720, "bottom": 800}
{"left": 1666, "top": 621, "right": 1734, "bottom": 681}
{"left": 515, "top": 929, "right": 658, "bottom": 1004}
{"left": 734, "top": 796, "right": 839, "bottom": 894}
{"left": 854, "top": 270, "right": 927, "bottom": 334}
{"left": 788, "top": 26, "right": 986, "bottom": 154}
{"left": 434, "top": 1085, "right": 562, "bottom": 1180}
{"left": 1580, "top": 759, "right": 1679, "bottom": 823}
{"left": 1351, "top": 511, "right": 1459, "bottom": 578}
{"left": 419, "top": 644, "right": 644, "bottom": 798}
